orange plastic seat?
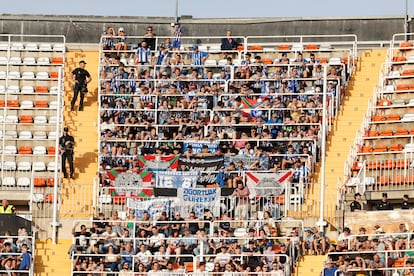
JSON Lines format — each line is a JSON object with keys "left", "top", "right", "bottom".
{"left": 373, "top": 115, "right": 386, "bottom": 122}
{"left": 393, "top": 56, "right": 407, "bottom": 62}
{"left": 400, "top": 41, "right": 413, "bottom": 50}
{"left": 262, "top": 58, "right": 272, "bottom": 65}
{"left": 381, "top": 159, "right": 396, "bottom": 169}
{"left": 47, "top": 178, "right": 55, "bottom": 187}
{"left": 387, "top": 114, "right": 401, "bottom": 121}
{"left": 35, "top": 86, "right": 48, "bottom": 93}
{"left": 396, "top": 159, "right": 409, "bottom": 169}
{"left": 18, "top": 146, "right": 32, "bottom": 154}
{"left": 51, "top": 57, "right": 63, "bottom": 64}
{"left": 0, "top": 100, "right": 4, "bottom": 107}
{"left": 317, "top": 57, "right": 328, "bottom": 63}
{"left": 393, "top": 258, "right": 406, "bottom": 267}
{"left": 33, "top": 177, "right": 46, "bottom": 187}
{"left": 377, "top": 99, "right": 392, "bottom": 106}
{"left": 35, "top": 101, "right": 48, "bottom": 108}
{"left": 305, "top": 44, "right": 319, "bottom": 50}
{"left": 410, "top": 128, "right": 414, "bottom": 135}
{"left": 366, "top": 129, "right": 379, "bottom": 137}
{"left": 410, "top": 84, "right": 414, "bottom": 90}
{"left": 391, "top": 175, "right": 405, "bottom": 185}
{"left": 405, "top": 175, "right": 414, "bottom": 184}
{"left": 7, "top": 100, "right": 19, "bottom": 107}
{"left": 351, "top": 161, "right": 363, "bottom": 171}
{"left": 20, "top": 115, "right": 33, "bottom": 123}
{"left": 360, "top": 145, "right": 373, "bottom": 153}
{"left": 112, "top": 195, "right": 126, "bottom": 204}
{"left": 277, "top": 44, "right": 291, "bottom": 51}
{"left": 367, "top": 160, "right": 380, "bottom": 170}
{"left": 44, "top": 193, "right": 54, "bottom": 203}
{"left": 377, "top": 176, "right": 390, "bottom": 185}
{"left": 248, "top": 45, "right": 263, "bottom": 51}
{"left": 373, "top": 145, "right": 387, "bottom": 152}
{"left": 396, "top": 84, "right": 409, "bottom": 91}
{"left": 50, "top": 71, "right": 59, "bottom": 79}
{"left": 389, "top": 144, "right": 403, "bottom": 152}
{"left": 395, "top": 128, "right": 409, "bottom": 136}
{"left": 236, "top": 45, "right": 244, "bottom": 51}
{"left": 402, "top": 69, "right": 414, "bottom": 76}
{"left": 48, "top": 146, "right": 56, "bottom": 155}
{"left": 379, "top": 129, "right": 393, "bottom": 137}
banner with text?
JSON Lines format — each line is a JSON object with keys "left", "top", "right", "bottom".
{"left": 178, "top": 156, "right": 224, "bottom": 186}
{"left": 127, "top": 197, "right": 171, "bottom": 219}
{"left": 183, "top": 141, "right": 219, "bottom": 153}
{"left": 177, "top": 187, "right": 220, "bottom": 217}
{"left": 224, "top": 154, "right": 269, "bottom": 170}
{"left": 156, "top": 171, "right": 199, "bottom": 188}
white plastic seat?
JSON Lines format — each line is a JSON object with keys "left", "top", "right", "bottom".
{"left": 49, "top": 116, "right": 57, "bottom": 124}
{"left": 33, "top": 131, "right": 47, "bottom": 139}
{"left": 11, "top": 42, "right": 24, "bottom": 51}
{"left": 204, "top": 59, "right": 217, "bottom": 66}
{"left": 23, "top": 57, "right": 36, "bottom": 65}
{"left": 209, "top": 44, "right": 221, "bottom": 52}
{"left": 291, "top": 43, "right": 303, "bottom": 52}
{"left": 328, "top": 57, "right": 342, "bottom": 65}
{"left": 49, "top": 86, "right": 59, "bottom": 94}
{"left": 47, "top": 161, "right": 58, "bottom": 172}
{"left": 0, "top": 115, "right": 4, "bottom": 123}
{"left": 33, "top": 161, "right": 46, "bottom": 171}
{"left": 2, "top": 177, "right": 16, "bottom": 186}
{"left": 408, "top": 99, "right": 414, "bottom": 106}
{"left": 22, "top": 71, "right": 35, "bottom": 80}
{"left": 49, "top": 101, "right": 58, "bottom": 109}
{"left": 3, "top": 145, "right": 17, "bottom": 154}
{"left": 3, "top": 161, "right": 17, "bottom": 170}
{"left": 17, "top": 177, "right": 30, "bottom": 187}
{"left": 34, "top": 115, "right": 47, "bottom": 124}
{"left": 6, "top": 85, "right": 19, "bottom": 94}
{"left": 99, "top": 194, "right": 112, "bottom": 204}
{"left": 4, "top": 130, "right": 17, "bottom": 139}
{"left": 0, "top": 42, "right": 9, "bottom": 51}
{"left": 39, "top": 43, "right": 52, "bottom": 51}
{"left": 120, "top": 58, "right": 127, "bottom": 65}
{"left": 384, "top": 85, "right": 394, "bottom": 92}
{"left": 37, "top": 57, "right": 50, "bottom": 65}
{"left": 20, "top": 100, "right": 34, "bottom": 108}
{"left": 8, "top": 71, "right": 21, "bottom": 79}
{"left": 53, "top": 43, "right": 65, "bottom": 52}
{"left": 17, "top": 161, "right": 31, "bottom": 171}
{"left": 33, "top": 146, "right": 46, "bottom": 155}
{"left": 401, "top": 114, "right": 414, "bottom": 122}
{"left": 19, "top": 131, "right": 32, "bottom": 139}
{"left": 25, "top": 43, "right": 38, "bottom": 51}
{"left": 36, "top": 71, "right": 49, "bottom": 79}
{"left": 9, "top": 57, "right": 22, "bottom": 64}
{"left": 218, "top": 59, "right": 227, "bottom": 66}
{"left": 0, "top": 56, "right": 8, "bottom": 65}
{"left": 5, "top": 115, "right": 18, "bottom": 123}
{"left": 48, "top": 131, "right": 57, "bottom": 140}
{"left": 404, "top": 143, "right": 414, "bottom": 152}
{"left": 0, "top": 71, "right": 6, "bottom": 79}
{"left": 389, "top": 71, "right": 401, "bottom": 77}
{"left": 21, "top": 86, "right": 34, "bottom": 94}
{"left": 0, "top": 85, "right": 5, "bottom": 93}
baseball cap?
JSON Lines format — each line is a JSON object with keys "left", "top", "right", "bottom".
{"left": 118, "top": 27, "right": 124, "bottom": 32}
{"left": 63, "top": 127, "right": 69, "bottom": 132}
{"left": 79, "top": 60, "right": 87, "bottom": 64}
{"left": 354, "top": 192, "right": 361, "bottom": 197}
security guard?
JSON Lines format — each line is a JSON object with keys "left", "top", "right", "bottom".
{"left": 350, "top": 192, "right": 362, "bottom": 212}
{"left": 377, "top": 192, "right": 393, "bottom": 211}
{"left": 0, "top": 199, "right": 16, "bottom": 214}
{"left": 59, "top": 127, "right": 75, "bottom": 179}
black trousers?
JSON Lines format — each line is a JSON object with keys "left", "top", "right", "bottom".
{"left": 62, "top": 152, "right": 74, "bottom": 176}
{"left": 71, "top": 85, "right": 85, "bottom": 108}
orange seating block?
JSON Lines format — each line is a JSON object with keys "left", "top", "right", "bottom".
{"left": 112, "top": 195, "right": 126, "bottom": 204}
{"left": 34, "top": 177, "right": 46, "bottom": 187}
{"left": 367, "top": 160, "right": 380, "bottom": 170}
{"left": 390, "top": 175, "right": 405, "bottom": 185}
{"left": 236, "top": 45, "right": 244, "bottom": 51}
{"left": 406, "top": 175, "right": 414, "bottom": 184}
{"left": 410, "top": 84, "right": 414, "bottom": 90}
{"left": 277, "top": 44, "right": 291, "bottom": 51}
{"left": 360, "top": 145, "right": 373, "bottom": 153}
{"left": 351, "top": 161, "right": 363, "bottom": 171}
{"left": 377, "top": 99, "right": 392, "bottom": 106}
{"left": 35, "top": 86, "right": 48, "bottom": 93}
{"left": 20, "top": 115, "right": 33, "bottom": 123}
{"left": 35, "top": 101, "right": 48, "bottom": 108}
{"left": 379, "top": 129, "right": 393, "bottom": 137}
{"left": 248, "top": 45, "right": 263, "bottom": 51}
{"left": 396, "top": 159, "right": 409, "bottom": 169}
{"left": 18, "top": 146, "right": 32, "bottom": 154}
{"left": 317, "top": 57, "right": 328, "bottom": 63}
{"left": 402, "top": 69, "right": 414, "bottom": 76}
{"left": 50, "top": 71, "right": 59, "bottom": 79}
{"left": 389, "top": 144, "right": 403, "bottom": 152}
{"left": 48, "top": 146, "right": 56, "bottom": 155}
{"left": 395, "top": 128, "right": 409, "bottom": 136}
{"left": 387, "top": 114, "right": 400, "bottom": 121}
{"left": 393, "top": 56, "right": 407, "bottom": 62}
{"left": 45, "top": 193, "right": 54, "bottom": 203}
{"left": 400, "top": 41, "right": 413, "bottom": 50}
{"left": 0, "top": 100, "right": 4, "bottom": 107}
{"left": 396, "top": 84, "right": 409, "bottom": 91}
{"left": 305, "top": 44, "right": 319, "bottom": 51}
{"left": 377, "top": 176, "right": 390, "bottom": 185}
{"left": 381, "top": 159, "right": 396, "bottom": 169}
{"left": 373, "top": 145, "right": 387, "bottom": 152}
{"left": 373, "top": 115, "right": 386, "bottom": 122}
{"left": 7, "top": 100, "right": 19, "bottom": 107}
{"left": 47, "top": 178, "right": 55, "bottom": 187}
{"left": 51, "top": 57, "right": 63, "bottom": 64}
{"left": 410, "top": 128, "right": 414, "bottom": 135}
{"left": 366, "top": 129, "right": 379, "bottom": 137}
{"left": 393, "top": 258, "right": 406, "bottom": 267}
{"left": 262, "top": 58, "right": 272, "bottom": 65}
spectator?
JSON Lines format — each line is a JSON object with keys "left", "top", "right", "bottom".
{"left": 143, "top": 25, "right": 156, "bottom": 51}
{"left": 17, "top": 243, "right": 31, "bottom": 271}
{"left": 136, "top": 244, "right": 153, "bottom": 269}
{"left": 377, "top": 193, "right": 393, "bottom": 211}
{"left": 221, "top": 30, "right": 238, "bottom": 53}
{"left": 189, "top": 45, "right": 209, "bottom": 76}
{"left": 135, "top": 40, "right": 152, "bottom": 72}
{"left": 171, "top": 22, "right": 183, "bottom": 52}
{"left": 232, "top": 180, "right": 250, "bottom": 220}
{"left": 350, "top": 192, "right": 363, "bottom": 212}
{"left": 321, "top": 260, "right": 337, "bottom": 276}
{"left": 0, "top": 199, "right": 16, "bottom": 214}
{"left": 102, "top": 26, "right": 115, "bottom": 54}
{"left": 401, "top": 194, "right": 410, "bottom": 209}
{"left": 368, "top": 253, "right": 385, "bottom": 276}
{"left": 115, "top": 27, "right": 128, "bottom": 56}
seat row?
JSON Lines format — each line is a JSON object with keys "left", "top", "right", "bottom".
{"left": 0, "top": 71, "right": 61, "bottom": 79}
{"left": 0, "top": 115, "right": 58, "bottom": 124}
{"left": 0, "top": 161, "right": 53, "bottom": 171}
{"left": 0, "top": 130, "right": 57, "bottom": 140}
{"left": 377, "top": 98, "right": 414, "bottom": 107}
{"left": 372, "top": 113, "right": 414, "bottom": 122}
{"left": 0, "top": 100, "right": 58, "bottom": 109}
{"left": 0, "top": 42, "right": 65, "bottom": 52}
{"left": 0, "top": 145, "right": 56, "bottom": 155}
{"left": 364, "top": 128, "right": 414, "bottom": 137}
{"left": 359, "top": 143, "right": 414, "bottom": 153}
{"left": 1, "top": 176, "right": 56, "bottom": 187}
{"left": 0, "top": 85, "right": 59, "bottom": 94}
{"left": 0, "top": 56, "right": 63, "bottom": 65}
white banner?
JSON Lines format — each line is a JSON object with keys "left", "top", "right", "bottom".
{"left": 126, "top": 198, "right": 170, "bottom": 219}
{"left": 156, "top": 171, "right": 199, "bottom": 188}
{"left": 177, "top": 188, "right": 220, "bottom": 217}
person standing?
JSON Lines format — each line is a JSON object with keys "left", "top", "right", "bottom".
{"left": 350, "top": 192, "right": 363, "bottom": 212}
{"left": 0, "top": 199, "right": 16, "bottom": 214}
{"left": 71, "top": 60, "right": 92, "bottom": 111}
{"left": 60, "top": 127, "right": 75, "bottom": 179}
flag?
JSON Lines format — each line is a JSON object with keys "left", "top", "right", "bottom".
{"left": 245, "top": 171, "right": 291, "bottom": 197}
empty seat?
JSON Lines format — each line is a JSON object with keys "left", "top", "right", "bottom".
{"left": 21, "top": 86, "right": 34, "bottom": 93}
{"left": 366, "top": 129, "right": 379, "bottom": 137}
{"left": 22, "top": 71, "right": 35, "bottom": 79}
{"left": 373, "top": 115, "right": 386, "bottom": 122}
{"left": 18, "top": 146, "right": 32, "bottom": 154}
{"left": 373, "top": 145, "right": 387, "bottom": 152}
{"left": 218, "top": 59, "right": 227, "bottom": 66}
{"left": 53, "top": 43, "right": 65, "bottom": 51}
{"left": 51, "top": 57, "right": 64, "bottom": 64}
{"left": 50, "top": 71, "right": 59, "bottom": 79}
{"left": 3, "top": 161, "right": 16, "bottom": 170}
{"left": 19, "top": 131, "right": 32, "bottom": 139}
{"left": 39, "top": 43, "right": 52, "bottom": 51}
{"left": 48, "top": 131, "right": 57, "bottom": 139}
{"left": 389, "top": 144, "right": 403, "bottom": 152}
{"left": 17, "top": 177, "right": 30, "bottom": 187}
{"left": 9, "top": 57, "right": 22, "bottom": 64}
{"left": 47, "top": 177, "right": 55, "bottom": 187}
{"left": 49, "top": 86, "right": 58, "bottom": 94}
{"left": 400, "top": 41, "right": 413, "bottom": 50}
{"left": 0, "top": 71, "right": 6, "bottom": 78}
{"left": 35, "top": 101, "right": 48, "bottom": 108}
{"left": 377, "top": 176, "right": 390, "bottom": 185}
{"left": 20, "top": 100, "right": 34, "bottom": 108}
{"left": 2, "top": 177, "right": 15, "bottom": 187}
{"left": 47, "top": 146, "right": 56, "bottom": 155}
{"left": 379, "top": 129, "right": 393, "bottom": 136}
{"left": 23, "top": 57, "right": 36, "bottom": 65}
{"left": 204, "top": 59, "right": 217, "bottom": 66}
{"left": 11, "top": 42, "right": 24, "bottom": 50}
{"left": 408, "top": 99, "right": 414, "bottom": 106}
{"left": 35, "top": 86, "right": 48, "bottom": 93}
{"left": 381, "top": 159, "right": 396, "bottom": 169}
{"left": 0, "top": 85, "right": 5, "bottom": 93}
{"left": 8, "top": 71, "right": 21, "bottom": 79}
{"left": 37, "top": 57, "right": 50, "bottom": 65}
{"left": 0, "top": 57, "right": 7, "bottom": 65}
{"left": 6, "top": 85, "right": 19, "bottom": 94}
{"left": 32, "top": 118, "right": 49, "bottom": 130}
{"left": 396, "top": 84, "right": 409, "bottom": 91}
{"left": 33, "top": 162, "right": 46, "bottom": 171}
{"left": 404, "top": 143, "right": 414, "bottom": 152}
{"left": 387, "top": 114, "right": 401, "bottom": 121}
{"left": 17, "top": 161, "right": 31, "bottom": 171}
{"left": 328, "top": 57, "right": 342, "bottom": 65}
{"left": 401, "top": 114, "right": 414, "bottom": 122}
{"left": 402, "top": 69, "right": 414, "bottom": 76}
{"left": 33, "top": 146, "right": 46, "bottom": 155}
{"left": 24, "top": 43, "right": 38, "bottom": 51}
{"left": 3, "top": 145, "right": 17, "bottom": 154}
{"left": 33, "top": 131, "right": 47, "bottom": 139}
{"left": 20, "top": 115, "right": 33, "bottom": 123}
{"left": 4, "top": 130, "right": 17, "bottom": 139}
{"left": 396, "top": 159, "right": 410, "bottom": 168}
{"left": 360, "top": 145, "right": 373, "bottom": 153}
{"left": 0, "top": 42, "right": 8, "bottom": 51}
{"left": 377, "top": 99, "right": 392, "bottom": 106}
{"left": 49, "top": 116, "right": 57, "bottom": 124}
{"left": 33, "top": 177, "right": 46, "bottom": 187}
{"left": 367, "top": 160, "right": 380, "bottom": 170}
{"left": 305, "top": 44, "right": 319, "bottom": 51}
{"left": 390, "top": 175, "right": 405, "bottom": 185}
{"left": 5, "top": 115, "right": 18, "bottom": 122}
{"left": 47, "top": 161, "right": 58, "bottom": 171}
{"left": 406, "top": 175, "right": 414, "bottom": 184}
{"left": 49, "top": 101, "right": 58, "bottom": 109}
{"left": 277, "top": 44, "right": 291, "bottom": 51}
{"left": 36, "top": 72, "right": 49, "bottom": 79}
{"left": 393, "top": 99, "right": 406, "bottom": 106}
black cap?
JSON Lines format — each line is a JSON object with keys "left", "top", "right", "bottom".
{"left": 354, "top": 192, "right": 361, "bottom": 197}
{"left": 79, "top": 60, "right": 87, "bottom": 64}
{"left": 382, "top": 192, "right": 388, "bottom": 197}
{"left": 64, "top": 127, "right": 69, "bottom": 132}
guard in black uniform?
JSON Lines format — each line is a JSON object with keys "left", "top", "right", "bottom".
{"left": 71, "top": 60, "right": 91, "bottom": 111}
{"left": 350, "top": 192, "right": 362, "bottom": 212}
{"left": 377, "top": 192, "right": 393, "bottom": 210}
{"left": 60, "top": 127, "right": 75, "bottom": 179}
{"left": 401, "top": 194, "right": 410, "bottom": 209}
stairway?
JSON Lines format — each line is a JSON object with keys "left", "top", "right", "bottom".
{"left": 295, "top": 255, "right": 326, "bottom": 275}
{"left": 289, "top": 49, "right": 386, "bottom": 224}
{"left": 34, "top": 239, "right": 72, "bottom": 275}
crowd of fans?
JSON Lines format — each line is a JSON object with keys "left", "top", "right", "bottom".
{"left": 0, "top": 227, "right": 32, "bottom": 275}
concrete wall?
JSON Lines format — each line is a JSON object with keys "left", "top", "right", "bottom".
{"left": 0, "top": 14, "right": 408, "bottom": 43}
